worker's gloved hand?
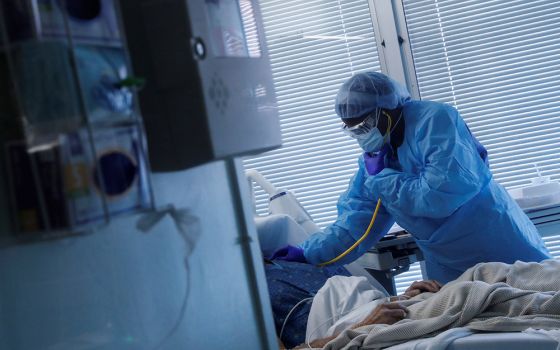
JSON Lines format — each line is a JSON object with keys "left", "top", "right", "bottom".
{"left": 270, "top": 245, "right": 307, "bottom": 263}
{"left": 364, "top": 144, "right": 391, "bottom": 176}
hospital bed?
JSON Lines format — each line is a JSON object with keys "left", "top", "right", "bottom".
{"left": 257, "top": 214, "right": 560, "bottom": 350}
{"left": 387, "top": 331, "right": 558, "bottom": 350}
{"left": 301, "top": 333, "right": 558, "bottom": 350}
{"left": 250, "top": 172, "right": 560, "bottom": 349}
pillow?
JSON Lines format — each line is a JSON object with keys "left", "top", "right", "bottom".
{"left": 254, "top": 214, "right": 310, "bottom": 257}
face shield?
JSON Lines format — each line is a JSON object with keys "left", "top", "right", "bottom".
{"left": 341, "top": 109, "right": 381, "bottom": 139}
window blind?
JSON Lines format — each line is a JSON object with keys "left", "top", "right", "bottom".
{"left": 246, "top": 0, "right": 560, "bottom": 295}
{"left": 402, "top": 0, "right": 560, "bottom": 260}
{"left": 245, "top": 0, "right": 423, "bottom": 294}
{"left": 244, "top": 0, "right": 381, "bottom": 228}
{"left": 403, "top": 0, "right": 560, "bottom": 189}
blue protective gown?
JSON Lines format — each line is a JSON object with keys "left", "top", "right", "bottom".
{"left": 300, "top": 100, "right": 551, "bottom": 283}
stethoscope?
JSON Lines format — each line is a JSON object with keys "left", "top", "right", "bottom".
{"left": 318, "top": 110, "right": 401, "bottom": 266}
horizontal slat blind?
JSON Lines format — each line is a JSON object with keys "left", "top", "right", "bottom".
{"left": 403, "top": 0, "right": 560, "bottom": 260}
{"left": 543, "top": 235, "right": 560, "bottom": 258}
{"left": 403, "top": 0, "right": 560, "bottom": 189}
{"left": 244, "top": 0, "right": 380, "bottom": 228}
{"left": 395, "top": 263, "right": 423, "bottom": 295}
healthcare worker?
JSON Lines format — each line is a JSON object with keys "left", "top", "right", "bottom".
{"left": 272, "top": 71, "right": 551, "bottom": 283}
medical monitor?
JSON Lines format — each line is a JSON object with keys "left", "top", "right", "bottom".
{"left": 119, "top": 0, "right": 282, "bottom": 171}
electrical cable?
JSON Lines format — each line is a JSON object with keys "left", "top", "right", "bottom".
{"left": 153, "top": 208, "right": 199, "bottom": 349}
{"left": 137, "top": 206, "right": 199, "bottom": 350}
{"left": 153, "top": 257, "right": 191, "bottom": 350}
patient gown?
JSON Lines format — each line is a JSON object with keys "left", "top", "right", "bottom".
{"left": 265, "top": 260, "right": 349, "bottom": 348}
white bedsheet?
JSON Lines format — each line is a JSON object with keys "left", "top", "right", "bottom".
{"left": 306, "top": 276, "right": 387, "bottom": 342}
{"left": 387, "top": 331, "right": 559, "bottom": 350}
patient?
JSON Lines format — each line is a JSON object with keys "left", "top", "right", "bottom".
{"left": 257, "top": 214, "right": 560, "bottom": 349}
{"left": 296, "top": 259, "right": 560, "bottom": 350}
{"left": 259, "top": 214, "right": 442, "bottom": 348}
{"left": 299, "top": 278, "right": 441, "bottom": 349}
{"left": 265, "top": 259, "right": 441, "bottom": 349}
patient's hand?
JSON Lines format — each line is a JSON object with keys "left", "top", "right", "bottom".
{"left": 352, "top": 302, "right": 409, "bottom": 328}
{"left": 402, "top": 280, "right": 442, "bottom": 298}
{"left": 295, "top": 303, "right": 409, "bottom": 349}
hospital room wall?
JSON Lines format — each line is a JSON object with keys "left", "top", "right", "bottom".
{"left": 0, "top": 160, "right": 275, "bottom": 350}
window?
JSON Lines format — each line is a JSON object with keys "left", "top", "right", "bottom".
{"left": 244, "top": 0, "right": 381, "bottom": 228}
{"left": 403, "top": 0, "right": 560, "bottom": 189}
{"left": 247, "top": 0, "right": 560, "bottom": 295}
{"left": 402, "top": 0, "right": 560, "bottom": 262}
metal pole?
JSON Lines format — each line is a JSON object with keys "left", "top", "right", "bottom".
{"left": 224, "top": 157, "right": 276, "bottom": 350}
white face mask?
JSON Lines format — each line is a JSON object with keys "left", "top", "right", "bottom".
{"left": 357, "top": 128, "right": 385, "bottom": 153}
{"left": 357, "top": 111, "right": 395, "bottom": 153}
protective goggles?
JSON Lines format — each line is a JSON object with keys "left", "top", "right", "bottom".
{"left": 341, "top": 109, "right": 381, "bottom": 139}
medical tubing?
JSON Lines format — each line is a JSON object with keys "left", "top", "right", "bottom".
{"left": 317, "top": 198, "right": 382, "bottom": 267}
{"left": 279, "top": 297, "right": 314, "bottom": 343}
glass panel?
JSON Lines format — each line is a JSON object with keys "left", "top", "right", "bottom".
{"left": 205, "top": 0, "right": 251, "bottom": 57}
{"left": 239, "top": 0, "right": 262, "bottom": 57}
{"left": 0, "top": 0, "right": 152, "bottom": 242}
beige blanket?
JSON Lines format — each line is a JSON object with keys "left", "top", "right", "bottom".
{"left": 324, "top": 259, "right": 560, "bottom": 350}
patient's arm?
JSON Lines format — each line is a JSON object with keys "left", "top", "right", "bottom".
{"left": 350, "top": 302, "right": 409, "bottom": 328}
{"left": 294, "top": 302, "right": 409, "bottom": 349}
{"left": 293, "top": 280, "right": 440, "bottom": 348}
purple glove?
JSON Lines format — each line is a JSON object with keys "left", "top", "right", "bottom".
{"left": 270, "top": 245, "right": 307, "bottom": 263}
{"left": 364, "top": 144, "right": 391, "bottom": 175}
